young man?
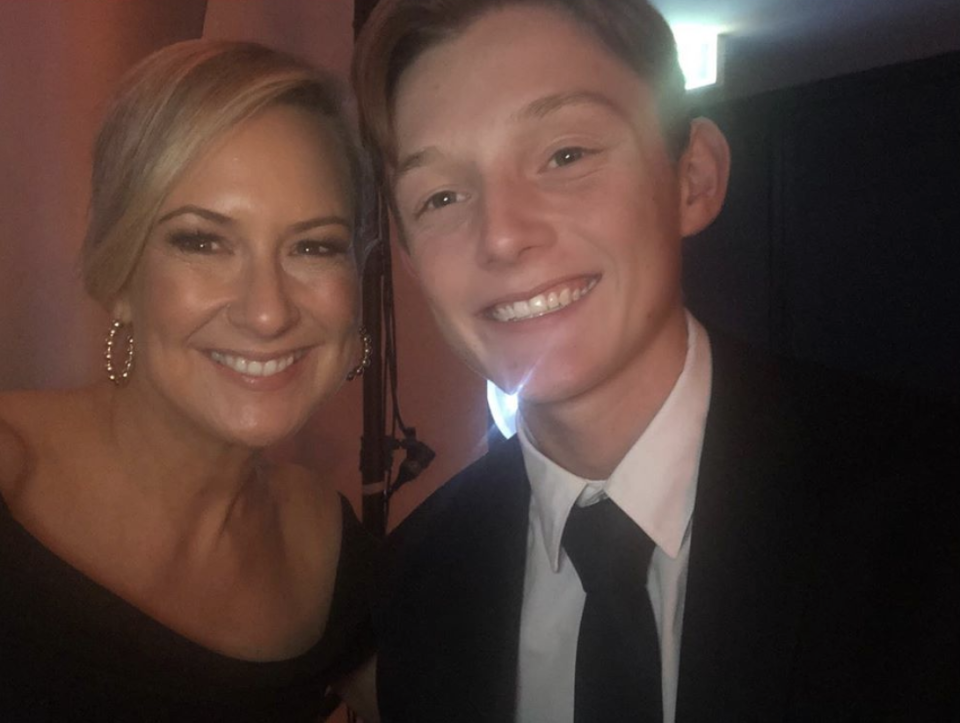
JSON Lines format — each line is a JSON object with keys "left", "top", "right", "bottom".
{"left": 353, "top": 1, "right": 960, "bottom": 721}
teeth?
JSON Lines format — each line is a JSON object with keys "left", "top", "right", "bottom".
{"left": 491, "top": 278, "right": 597, "bottom": 322}
{"left": 209, "top": 350, "right": 300, "bottom": 377}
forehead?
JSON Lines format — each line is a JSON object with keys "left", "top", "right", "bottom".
{"left": 392, "top": 4, "right": 652, "bottom": 158}
{"left": 164, "top": 106, "right": 350, "bottom": 206}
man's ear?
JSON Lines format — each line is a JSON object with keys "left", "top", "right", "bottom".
{"left": 677, "top": 118, "right": 731, "bottom": 237}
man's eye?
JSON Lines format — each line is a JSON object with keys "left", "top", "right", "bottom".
{"left": 549, "top": 147, "right": 586, "bottom": 168}
{"left": 419, "top": 190, "right": 460, "bottom": 215}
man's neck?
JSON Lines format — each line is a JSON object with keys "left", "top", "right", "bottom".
{"left": 520, "top": 309, "right": 689, "bottom": 480}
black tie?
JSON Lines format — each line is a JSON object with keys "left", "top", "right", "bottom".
{"left": 562, "top": 498, "right": 663, "bottom": 723}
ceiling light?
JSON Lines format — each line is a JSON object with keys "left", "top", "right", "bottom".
{"left": 672, "top": 24, "right": 722, "bottom": 90}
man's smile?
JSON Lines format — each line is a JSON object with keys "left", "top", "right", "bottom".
{"left": 487, "top": 276, "right": 599, "bottom": 322}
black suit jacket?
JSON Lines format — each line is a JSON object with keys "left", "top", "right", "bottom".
{"left": 376, "top": 335, "right": 960, "bottom": 722}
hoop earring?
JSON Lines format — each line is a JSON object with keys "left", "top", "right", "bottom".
{"left": 104, "top": 319, "right": 135, "bottom": 386}
{"left": 347, "top": 327, "right": 373, "bottom": 381}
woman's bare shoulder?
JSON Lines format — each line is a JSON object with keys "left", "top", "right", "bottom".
{"left": 0, "top": 391, "right": 39, "bottom": 486}
{"left": 0, "top": 388, "right": 95, "bottom": 488}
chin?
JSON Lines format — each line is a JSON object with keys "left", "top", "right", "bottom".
{"left": 231, "top": 430, "right": 288, "bottom": 449}
{"left": 494, "top": 363, "right": 592, "bottom": 408}
{"left": 214, "top": 411, "right": 311, "bottom": 450}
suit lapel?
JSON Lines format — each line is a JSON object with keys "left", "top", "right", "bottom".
{"left": 676, "top": 336, "right": 821, "bottom": 721}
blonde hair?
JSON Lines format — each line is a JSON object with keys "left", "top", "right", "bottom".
{"left": 82, "top": 40, "right": 364, "bottom": 305}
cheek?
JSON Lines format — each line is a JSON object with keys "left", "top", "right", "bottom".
{"left": 415, "top": 255, "right": 471, "bottom": 328}
{"left": 409, "top": 254, "right": 487, "bottom": 362}
{"left": 585, "top": 174, "right": 680, "bottom": 262}
{"left": 131, "top": 262, "right": 225, "bottom": 341}
{"left": 304, "top": 270, "right": 360, "bottom": 329}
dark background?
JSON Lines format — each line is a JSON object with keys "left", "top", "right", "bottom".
{"left": 684, "top": 50, "right": 960, "bottom": 404}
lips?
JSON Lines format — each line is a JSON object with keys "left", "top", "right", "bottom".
{"left": 208, "top": 349, "right": 306, "bottom": 378}
{"left": 488, "top": 277, "right": 598, "bottom": 322}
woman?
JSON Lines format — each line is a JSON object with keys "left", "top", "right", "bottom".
{"left": 0, "top": 41, "right": 378, "bottom": 721}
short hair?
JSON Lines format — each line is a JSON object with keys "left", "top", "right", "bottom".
{"left": 82, "top": 40, "right": 366, "bottom": 306}
{"left": 352, "top": 0, "right": 690, "bottom": 176}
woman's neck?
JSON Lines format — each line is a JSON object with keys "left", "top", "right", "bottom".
{"left": 100, "top": 382, "right": 266, "bottom": 542}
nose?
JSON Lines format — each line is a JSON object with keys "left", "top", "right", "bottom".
{"left": 227, "top": 255, "right": 299, "bottom": 338}
{"left": 477, "top": 176, "right": 556, "bottom": 265}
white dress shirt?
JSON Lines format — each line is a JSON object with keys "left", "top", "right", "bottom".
{"left": 516, "top": 313, "right": 713, "bottom": 723}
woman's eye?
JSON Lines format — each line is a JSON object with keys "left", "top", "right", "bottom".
{"left": 295, "top": 240, "right": 330, "bottom": 256}
{"left": 548, "top": 147, "right": 587, "bottom": 168}
{"left": 294, "top": 239, "right": 349, "bottom": 257}
{"left": 168, "top": 231, "right": 221, "bottom": 254}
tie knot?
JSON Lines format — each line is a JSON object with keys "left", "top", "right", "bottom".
{"left": 562, "top": 498, "right": 656, "bottom": 595}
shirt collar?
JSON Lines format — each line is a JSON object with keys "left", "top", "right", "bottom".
{"left": 519, "top": 312, "right": 713, "bottom": 572}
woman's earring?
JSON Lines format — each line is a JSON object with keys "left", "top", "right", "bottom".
{"left": 104, "top": 319, "right": 135, "bottom": 386}
{"left": 347, "top": 327, "right": 373, "bottom": 381}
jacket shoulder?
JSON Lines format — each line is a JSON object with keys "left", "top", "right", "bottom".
{"left": 386, "top": 436, "right": 527, "bottom": 570}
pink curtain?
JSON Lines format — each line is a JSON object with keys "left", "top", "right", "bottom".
{"left": 0, "top": 0, "right": 208, "bottom": 389}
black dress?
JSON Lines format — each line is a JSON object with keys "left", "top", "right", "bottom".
{"left": 0, "top": 493, "right": 378, "bottom": 722}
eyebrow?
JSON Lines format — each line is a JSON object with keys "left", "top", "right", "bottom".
{"left": 157, "top": 205, "right": 232, "bottom": 226}
{"left": 394, "top": 91, "right": 627, "bottom": 182}
{"left": 156, "top": 205, "right": 351, "bottom": 233}
{"left": 514, "top": 90, "right": 629, "bottom": 123}
{"left": 289, "top": 215, "right": 352, "bottom": 234}
{"left": 395, "top": 147, "right": 441, "bottom": 182}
